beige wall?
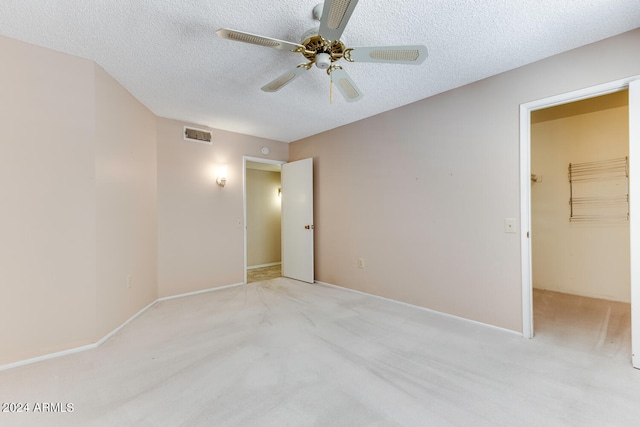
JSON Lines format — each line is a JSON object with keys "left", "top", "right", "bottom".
{"left": 289, "top": 29, "right": 640, "bottom": 332}
{"left": 0, "top": 36, "right": 97, "bottom": 364}
{"left": 95, "top": 65, "right": 158, "bottom": 337}
{"left": 156, "top": 118, "right": 288, "bottom": 297}
{"left": 246, "top": 169, "right": 281, "bottom": 267}
{"left": 0, "top": 36, "right": 157, "bottom": 365}
{"left": 531, "top": 102, "right": 629, "bottom": 302}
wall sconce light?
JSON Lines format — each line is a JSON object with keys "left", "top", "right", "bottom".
{"left": 216, "top": 165, "right": 227, "bottom": 187}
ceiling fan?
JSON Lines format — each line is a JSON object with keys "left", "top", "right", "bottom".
{"left": 216, "top": 0, "right": 428, "bottom": 102}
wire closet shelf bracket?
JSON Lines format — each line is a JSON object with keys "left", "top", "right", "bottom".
{"left": 568, "top": 156, "right": 629, "bottom": 223}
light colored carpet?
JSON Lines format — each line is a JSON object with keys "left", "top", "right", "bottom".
{"left": 0, "top": 279, "right": 639, "bottom": 426}
{"left": 533, "top": 288, "right": 631, "bottom": 357}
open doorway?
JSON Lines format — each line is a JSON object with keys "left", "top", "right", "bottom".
{"left": 520, "top": 76, "right": 640, "bottom": 368}
{"left": 530, "top": 91, "right": 631, "bottom": 359}
{"left": 244, "top": 158, "right": 284, "bottom": 283}
{"left": 243, "top": 156, "right": 315, "bottom": 285}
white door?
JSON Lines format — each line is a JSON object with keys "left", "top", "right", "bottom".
{"left": 281, "top": 158, "right": 314, "bottom": 283}
{"left": 630, "top": 79, "right": 640, "bottom": 369}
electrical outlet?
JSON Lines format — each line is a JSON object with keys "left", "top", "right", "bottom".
{"left": 357, "top": 258, "right": 365, "bottom": 269}
{"left": 127, "top": 274, "right": 132, "bottom": 289}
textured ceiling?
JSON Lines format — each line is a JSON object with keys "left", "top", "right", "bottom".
{"left": 1, "top": 1, "right": 639, "bottom": 143}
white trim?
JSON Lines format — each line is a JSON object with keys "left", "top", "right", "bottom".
{"left": 532, "top": 286, "right": 630, "bottom": 304}
{"left": 315, "top": 281, "right": 521, "bottom": 337}
{"left": 247, "top": 262, "right": 281, "bottom": 270}
{"left": 520, "top": 75, "right": 640, "bottom": 342}
{"left": 243, "top": 156, "right": 286, "bottom": 166}
{"left": 0, "top": 282, "right": 243, "bottom": 372}
{"left": 0, "top": 299, "right": 157, "bottom": 372}
{"left": 244, "top": 158, "right": 248, "bottom": 285}
{"left": 157, "top": 282, "right": 243, "bottom": 302}
{"left": 630, "top": 80, "right": 640, "bottom": 369}
{"left": 0, "top": 343, "right": 100, "bottom": 372}
{"left": 520, "top": 103, "right": 534, "bottom": 339}
{"left": 95, "top": 299, "right": 158, "bottom": 347}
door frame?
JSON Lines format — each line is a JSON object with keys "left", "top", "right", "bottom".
{"left": 520, "top": 76, "right": 640, "bottom": 359}
{"left": 243, "top": 156, "right": 286, "bottom": 284}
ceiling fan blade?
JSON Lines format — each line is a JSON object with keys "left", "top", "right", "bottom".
{"left": 216, "top": 28, "right": 304, "bottom": 52}
{"left": 318, "top": 0, "right": 359, "bottom": 42}
{"left": 346, "top": 45, "right": 428, "bottom": 64}
{"left": 261, "top": 66, "right": 308, "bottom": 92}
{"left": 330, "top": 68, "right": 362, "bottom": 102}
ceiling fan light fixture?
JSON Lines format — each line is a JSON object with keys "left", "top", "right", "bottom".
{"left": 315, "top": 52, "right": 332, "bottom": 69}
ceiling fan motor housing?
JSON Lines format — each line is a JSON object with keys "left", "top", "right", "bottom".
{"left": 301, "top": 27, "right": 346, "bottom": 69}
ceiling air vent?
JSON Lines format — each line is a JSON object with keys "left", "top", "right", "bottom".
{"left": 184, "top": 126, "right": 212, "bottom": 144}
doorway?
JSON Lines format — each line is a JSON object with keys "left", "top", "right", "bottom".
{"left": 530, "top": 91, "right": 631, "bottom": 359}
{"left": 243, "top": 157, "right": 285, "bottom": 284}
{"left": 243, "top": 156, "right": 315, "bottom": 285}
{"left": 520, "top": 76, "right": 640, "bottom": 368}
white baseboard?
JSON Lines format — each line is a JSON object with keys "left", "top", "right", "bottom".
{"left": 2, "top": 279, "right": 519, "bottom": 371}
{"left": 247, "top": 262, "right": 281, "bottom": 270}
{"left": 533, "top": 286, "right": 631, "bottom": 304}
{"left": 0, "top": 282, "right": 245, "bottom": 372}
{"left": 95, "top": 299, "right": 159, "bottom": 347}
{"left": 0, "top": 343, "right": 100, "bottom": 373}
{"left": 314, "top": 281, "right": 522, "bottom": 337}
{"left": 157, "top": 282, "right": 244, "bottom": 301}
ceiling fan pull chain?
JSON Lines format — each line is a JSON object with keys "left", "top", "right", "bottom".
{"left": 330, "top": 72, "right": 333, "bottom": 104}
